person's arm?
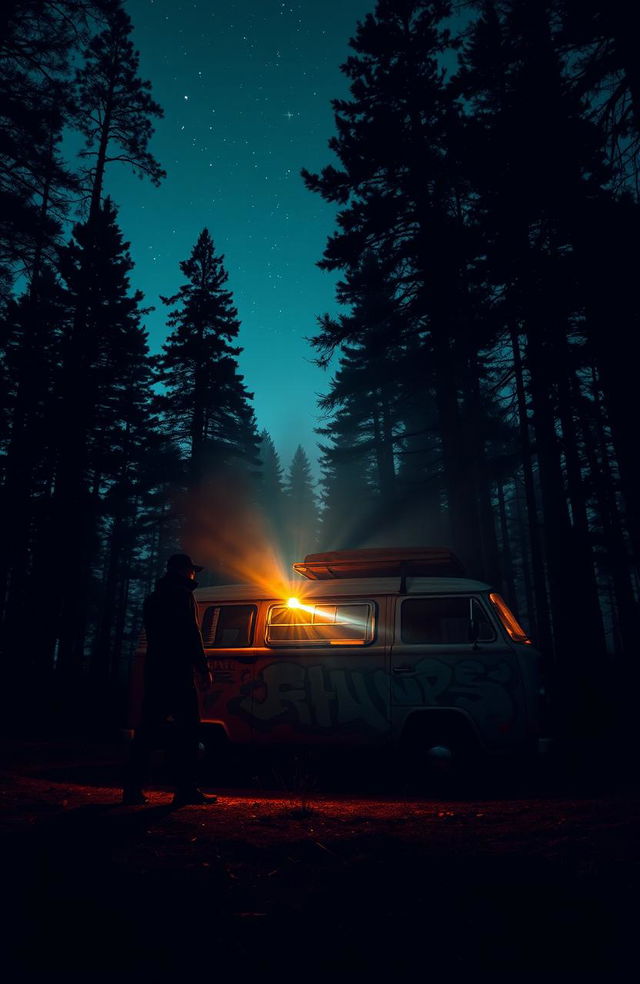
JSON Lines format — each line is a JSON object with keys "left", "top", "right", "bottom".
{"left": 188, "top": 594, "right": 212, "bottom": 688}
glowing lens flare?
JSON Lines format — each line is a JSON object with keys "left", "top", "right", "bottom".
{"left": 287, "top": 597, "right": 300, "bottom": 608}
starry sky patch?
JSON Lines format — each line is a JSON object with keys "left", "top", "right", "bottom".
{"left": 103, "top": 0, "right": 374, "bottom": 474}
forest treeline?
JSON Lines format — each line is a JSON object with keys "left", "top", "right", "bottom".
{"left": 306, "top": 0, "right": 640, "bottom": 732}
{"left": 1, "top": 0, "right": 638, "bottom": 734}
{"left": 0, "top": 0, "right": 317, "bottom": 727}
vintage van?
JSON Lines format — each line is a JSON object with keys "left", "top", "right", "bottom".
{"left": 131, "top": 548, "right": 546, "bottom": 777}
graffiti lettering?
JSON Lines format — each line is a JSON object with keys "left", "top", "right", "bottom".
{"left": 306, "top": 664, "right": 336, "bottom": 728}
{"left": 330, "top": 669, "right": 388, "bottom": 731}
{"left": 235, "top": 656, "right": 516, "bottom": 737}
{"left": 244, "top": 662, "right": 311, "bottom": 725}
{"left": 243, "top": 661, "right": 387, "bottom": 733}
{"left": 393, "top": 656, "right": 517, "bottom": 739}
{"left": 451, "top": 660, "right": 515, "bottom": 736}
{"left": 392, "top": 658, "right": 453, "bottom": 706}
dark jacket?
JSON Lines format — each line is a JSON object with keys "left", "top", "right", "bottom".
{"left": 143, "top": 571, "right": 208, "bottom": 690}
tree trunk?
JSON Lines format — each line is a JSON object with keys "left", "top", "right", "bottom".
{"left": 554, "top": 330, "right": 607, "bottom": 654}
{"left": 510, "top": 326, "right": 551, "bottom": 652}
{"left": 513, "top": 473, "right": 537, "bottom": 636}
{"left": 574, "top": 366, "right": 638, "bottom": 660}
{"left": 430, "top": 331, "right": 481, "bottom": 574}
{"left": 496, "top": 477, "right": 518, "bottom": 605}
{"left": 525, "top": 319, "right": 605, "bottom": 733}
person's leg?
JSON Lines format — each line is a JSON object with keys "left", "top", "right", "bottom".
{"left": 170, "top": 687, "right": 217, "bottom": 805}
{"left": 169, "top": 686, "right": 199, "bottom": 791}
{"left": 122, "top": 694, "right": 163, "bottom": 803}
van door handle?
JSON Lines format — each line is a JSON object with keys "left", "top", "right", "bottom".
{"left": 392, "top": 665, "right": 414, "bottom": 674}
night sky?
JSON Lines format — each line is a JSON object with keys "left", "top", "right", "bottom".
{"left": 103, "top": 0, "right": 374, "bottom": 477}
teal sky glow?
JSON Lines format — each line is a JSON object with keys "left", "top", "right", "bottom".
{"left": 102, "top": 0, "right": 374, "bottom": 477}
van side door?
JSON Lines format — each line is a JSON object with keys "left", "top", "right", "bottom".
{"left": 390, "top": 594, "right": 526, "bottom": 750}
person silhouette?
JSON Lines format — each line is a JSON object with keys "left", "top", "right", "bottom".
{"left": 122, "top": 553, "right": 216, "bottom": 806}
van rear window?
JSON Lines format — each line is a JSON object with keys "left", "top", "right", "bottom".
{"left": 401, "top": 597, "right": 494, "bottom": 644}
{"left": 267, "top": 602, "right": 374, "bottom": 646}
{"left": 201, "top": 605, "right": 256, "bottom": 647}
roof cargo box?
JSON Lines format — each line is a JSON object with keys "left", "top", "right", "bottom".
{"left": 292, "top": 547, "right": 465, "bottom": 580}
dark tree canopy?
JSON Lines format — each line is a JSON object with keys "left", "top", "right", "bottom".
{"left": 75, "top": 0, "right": 165, "bottom": 219}
{"left": 0, "top": 0, "right": 95, "bottom": 295}
{"left": 304, "top": 0, "right": 640, "bottom": 735}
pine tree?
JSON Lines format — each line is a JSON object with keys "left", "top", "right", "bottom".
{"left": 0, "top": 266, "right": 68, "bottom": 682}
{"left": 317, "top": 427, "right": 378, "bottom": 550}
{"left": 157, "top": 228, "right": 260, "bottom": 485}
{"left": 46, "top": 198, "right": 156, "bottom": 676}
{"left": 284, "top": 446, "right": 319, "bottom": 566}
{"left": 257, "top": 429, "right": 287, "bottom": 555}
{"left": 86, "top": 212, "right": 160, "bottom": 693}
{"left": 74, "top": 0, "right": 165, "bottom": 221}
{"left": 311, "top": 252, "right": 406, "bottom": 514}
{"left": 303, "top": 1, "right": 495, "bottom": 570}
{"left": 393, "top": 397, "right": 447, "bottom": 547}
{"left": 0, "top": 1, "right": 98, "bottom": 660}
{"left": 456, "top": 0, "right": 622, "bottom": 720}
{"left": 0, "top": 0, "right": 168, "bottom": 719}
{"left": 0, "top": 0, "right": 92, "bottom": 296}
{"left": 304, "top": 0, "right": 633, "bottom": 691}
{"left": 556, "top": 0, "right": 640, "bottom": 185}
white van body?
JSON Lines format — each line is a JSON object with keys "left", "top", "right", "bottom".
{"left": 161, "top": 557, "right": 545, "bottom": 768}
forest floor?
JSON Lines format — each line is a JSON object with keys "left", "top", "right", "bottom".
{"left": 1, "top": 734, "right": 639, "bottom": 981}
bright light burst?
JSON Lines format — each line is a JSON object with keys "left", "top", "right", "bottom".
{"left": 178, "top": 468, "right": 303, "bottom": 600}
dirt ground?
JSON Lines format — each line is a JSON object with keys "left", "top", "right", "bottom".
{"left": 1, "top": 735, "right": 639, "bottom": 981}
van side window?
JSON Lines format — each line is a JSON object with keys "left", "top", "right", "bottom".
{"left": 401, "top": 597, "right": 494, "bottom": 644}
{"left": 267, "top": 602, "right": 374, "bottom": 645}
{"left": 201, "top": 605, "right": 256, "bottom": 647}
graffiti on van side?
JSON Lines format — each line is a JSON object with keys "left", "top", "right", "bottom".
{"left": 393, "top": 656, "right": 516, "bottom": 736}
{"left": 236, "top": 657, "right": 516, "bottom": 734}
{"left": 241, "top": 661, "right": 388, "bottom": 733}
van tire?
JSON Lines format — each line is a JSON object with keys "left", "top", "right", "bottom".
{"left": 401, "top": 713, "right": 482, "bottom": 791}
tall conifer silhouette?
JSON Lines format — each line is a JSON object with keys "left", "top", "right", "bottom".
{"left": 157, "top": 228, "right": 259, "bottom": 485}
{"left": 48, "top": 199, "right": 156, "bottom": 675}
{"left": 284, "top": 446, "right": 318, "bottom": 566}
{"left": 75, "top": 0, "right": 165, "bottom": 221}
{"left": 0, "top": 0, "right": 92, "bottom": 296}
{"left": 303, "top": 1, "right": 492, "bottom": 570}
{"left": 257, "top": 429, "right": 287, "bottom": 554}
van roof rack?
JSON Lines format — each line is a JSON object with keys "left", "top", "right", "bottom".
{"left": 292, "top": 547, "right": 465, "bottom": 585}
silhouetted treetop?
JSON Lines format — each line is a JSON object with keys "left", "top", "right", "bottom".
{"left": 75, "top": 0, "right": 165, "bottom": 218}
{"left": 157, "top": 229, "right": 259, "bottom": 482}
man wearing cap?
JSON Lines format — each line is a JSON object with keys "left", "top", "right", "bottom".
{"left": 122, "top": 553, "right": 216, "bottom": 806}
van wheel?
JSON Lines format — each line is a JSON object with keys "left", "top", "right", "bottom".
{"left": 403, "top": 719, "right": 480, "bottom": 792}
{"left": 424, "top": 741, "right": 457, "bottom": 773}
